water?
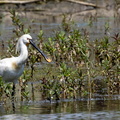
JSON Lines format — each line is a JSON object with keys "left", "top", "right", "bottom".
{"left": 0, "top": 0, "right": 120, "bottom": 119}
{"left": 0, "top": 99, "right": 120, "bottom": 120}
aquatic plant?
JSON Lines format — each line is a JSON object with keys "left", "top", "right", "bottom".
{"left": 0, "top": 10, "right": 119, "bottom": 102}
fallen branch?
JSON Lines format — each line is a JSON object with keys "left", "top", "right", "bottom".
{"left": 67, "top": 0, "right": 101, "bottom": 8}
{"left": 0, "top": 0, "right": 40, "bottom": 4}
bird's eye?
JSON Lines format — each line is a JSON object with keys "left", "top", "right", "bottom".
{"left": 27, "top": 38, "right": 30, "bottom": 41}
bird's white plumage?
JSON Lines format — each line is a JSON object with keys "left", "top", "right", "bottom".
{"left": 0, "top": 34, "right": 32, "bottom": 83}
{"left": 0, "top": 57, "right": 24, "bottom": 83}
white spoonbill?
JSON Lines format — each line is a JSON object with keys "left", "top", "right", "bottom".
{"left": 0, "top": 34, "right": 51, "bottom": 96}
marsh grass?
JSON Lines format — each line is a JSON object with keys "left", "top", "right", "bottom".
{"left": 0, "top": 11, "right": 119, "bottom": 102}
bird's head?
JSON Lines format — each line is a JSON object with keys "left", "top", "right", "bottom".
{"left": 16, "top": 34, "right": 51, "bottom": 62}
{"left": 21, "top": 34, "right": 32, "bottom": 46}
{"left": 16, "top": 34, "right": 32, "bottom": 50}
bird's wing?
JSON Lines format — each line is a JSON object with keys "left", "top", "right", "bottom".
{"left": 0, "top": 59, "right": 7, "bottom": 76}
{"left": 0, "top": 58, "right": 13, "bottom": 76}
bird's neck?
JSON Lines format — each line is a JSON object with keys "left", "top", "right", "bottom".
{"left": 17, "top": 42, "right": 28, "bottom": 65}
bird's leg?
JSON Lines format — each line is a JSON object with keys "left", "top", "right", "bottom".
{"left": 11, "top": 83, "right": 16, "bottom": 99}
{"left": 11, "top": 83, "right": 16, "bottom": 112}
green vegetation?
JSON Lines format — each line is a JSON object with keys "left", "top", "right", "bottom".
{"left": 0, "top": 10, "right": 120, "bottom": 102}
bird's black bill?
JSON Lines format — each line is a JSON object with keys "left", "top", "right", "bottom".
{"left": 30, "top": 40, "right": 51, "bottom": 62}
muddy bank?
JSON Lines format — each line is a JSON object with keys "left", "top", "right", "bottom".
{"left": 0, "top": 0, "right": 117, "bottom": 23}
{"left": 0, "top": 1, "right": 94, "bottom": 13}
{"left": 0, "top": 0, "right": 116, "bottom": 14}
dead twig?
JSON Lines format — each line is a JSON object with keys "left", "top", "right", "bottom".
{"left": 0, "top": 0, "right": 39, "bottom": 4}
{"left": 67, "top": 0, "right": 101, "bottom": 8}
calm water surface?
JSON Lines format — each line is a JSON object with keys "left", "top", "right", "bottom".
{"left": 0, "top": 99, "right": 120, "bottom": 120}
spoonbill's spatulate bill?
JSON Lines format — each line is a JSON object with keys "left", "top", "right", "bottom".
{"left": 0, "top": 34, "right": 51, "bottom": 83}
{"left": 29, "top": 39, "right": 51, "bottom": 62}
